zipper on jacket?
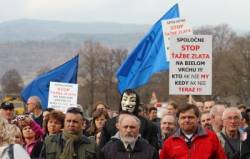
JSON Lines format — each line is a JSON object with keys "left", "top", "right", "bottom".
{"left": 128, "top": 152, "right": 132, "bottom": 159}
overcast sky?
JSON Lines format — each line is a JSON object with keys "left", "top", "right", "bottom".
{"left": 1, "top": 0, "right": 250, "bottom": 31}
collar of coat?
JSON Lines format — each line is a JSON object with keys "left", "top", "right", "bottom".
{"left": 50, "top": 133, "right": 91, "bottom": 145}
{"left": 111, "top": 132, "right": 146, "bottom": 152}
{"left": 172, "top": 125, "right": 207, "bottom": 138}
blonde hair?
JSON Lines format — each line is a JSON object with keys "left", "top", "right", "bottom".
{"left": 0, "top": 116, "right": 11, "bottom": 146}
{"left": 6, "top": 124, "right": 23, "bottom": 144}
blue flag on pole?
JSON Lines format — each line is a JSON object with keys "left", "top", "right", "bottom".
{"left": 116, "top": 4, "right": 179, "bottom": 94}
{"left": 21, "top": 55, "right": 79, "bottom": 108}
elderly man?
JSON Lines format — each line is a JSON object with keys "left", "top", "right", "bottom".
{"left": 0, "top": 102, "right": 15, "bottom": 123}
{"left": 160, "top": 114, "right": 176, "bottom": 147}
{"left": 217, "top": 107, "right": 250, "bottom": 159}
{"left": 101, "top": 114, "right": 158, "bottom": 159}
{"left": 43, "top": 107, "right": 99, "bottom": 159}
{"left": 160, "top": 104, "right": 226, "bottom": 159}
{"left": 210, "top": 104, "right": 226, "bottom": 132}
{"left": 200, "top": 111, "right": 213, "bottom": 130}
{"left": 100, "top": 89, "right": 159, "bottom": 149}
{"left": 26, "top": 96, "right": 43, "bottom": 127}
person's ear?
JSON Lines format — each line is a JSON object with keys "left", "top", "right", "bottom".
{"left": 116, "top": 122, "right": 120, "bottom": 129}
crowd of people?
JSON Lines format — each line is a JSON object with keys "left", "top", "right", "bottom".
{"left": 0, "top": 89, "right": 250, "bottom": 159}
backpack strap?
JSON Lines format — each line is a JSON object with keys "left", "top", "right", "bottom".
{"left": 220, "top": 132, "right": 237, "bottom": 153}
{"left": 8, "top": 144, "right": 14, "bottom": 159}
{"left": 1, "top": 144, "right": 14, "bottom": 159}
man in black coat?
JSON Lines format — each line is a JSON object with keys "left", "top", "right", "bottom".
{"left": 99, "top": 89, "right": 159, "bottom": 149}
{"left": 101, "top": 114, "right": 159, "bottom": 159}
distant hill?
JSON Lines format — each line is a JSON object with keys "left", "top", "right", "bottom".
{"left": 0, "top": 19, "right": 150, "bottom": 82}
{"left": 51, "top": 33, "right": 145, "bottom": 49}
{"left": 0, "top": 19, "right": 150, "bottom": 42}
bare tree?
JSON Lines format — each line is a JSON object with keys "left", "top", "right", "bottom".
{"left": 223, "top": 34, "right": 250, "bottom": 105}
{"left": 1, "top": 69, "right": 24, "bottom": 94}
{"left": 97, "top": 48, "right": 128, "bottom": 108}
{"left": 78, "top": 41, "right": 103, "bottom": 107}
{"left": 78, "top": 40, "right": 128, "bottom": 110}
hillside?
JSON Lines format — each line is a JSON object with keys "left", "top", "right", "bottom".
{"left": 0, "top": 19, "right": 149, "bottom": 82}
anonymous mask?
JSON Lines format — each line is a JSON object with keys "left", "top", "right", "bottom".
{"left": 121, "top": 93, "right": 137, "bottom": 113}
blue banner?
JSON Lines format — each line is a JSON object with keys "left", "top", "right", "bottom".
{"left": 21, "top": 55, "right": 79, "bottom": 108}
{"left": 116, "top": 4, "right": 180, "bottom": 94}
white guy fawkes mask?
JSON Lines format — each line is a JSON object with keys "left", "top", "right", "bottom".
{"left": 121, "top": 93, "right": 137, "bottom": 113}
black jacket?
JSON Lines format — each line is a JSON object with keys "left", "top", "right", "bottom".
{"left": 242, "top": 126, "right": 250, "bottom": 159}
{"left": 99, "top": 115, "right": 159, "bottom": 149}
{"left": 101, "top": 136, "right": 159, "bottom": 159}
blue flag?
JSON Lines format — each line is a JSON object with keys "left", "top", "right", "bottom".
{"left": 21, "top": 55, "right": 79, "bottom": 108}
{"left": 116, "top": 4, "right": 179, "bottom": 94}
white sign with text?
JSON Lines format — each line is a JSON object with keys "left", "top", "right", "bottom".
{"left": 162, "top": 18, "right": 193, "bottom": 61}
{"left": 169, "top": 35, "right": 212, "bottom": 95}
{"left": 48, "top": 82, "right": 78, "bottom": 112}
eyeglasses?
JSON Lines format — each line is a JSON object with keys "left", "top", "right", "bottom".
{"left": 26, "top": 102, "right": 35, "bottom": 106}
{"left": 225, "top": 116, "right": 240, "bottom": 121}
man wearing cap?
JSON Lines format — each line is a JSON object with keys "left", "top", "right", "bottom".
{"left": 0, "top": 102, "right": 15, "bottom": 123}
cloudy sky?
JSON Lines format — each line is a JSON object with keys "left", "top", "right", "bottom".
{"left": 1, "top": 0, "right": 250, "bottom": 31}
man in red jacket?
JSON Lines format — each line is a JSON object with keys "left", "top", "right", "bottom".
{"left": 160, "top": 104, "right": 227, "bottom": 159}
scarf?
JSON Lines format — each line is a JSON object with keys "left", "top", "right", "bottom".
{"left": 59, "top": 130, "right": 83, "bottom": 159}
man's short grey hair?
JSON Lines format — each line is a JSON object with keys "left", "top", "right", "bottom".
{"left": 29, "top": 96, "right": 42, "bottom": 109}
{"left": 200, "top": 111, "right": 211, "bottom": 118}
{"left": 117, "top": 114, "right": 141, "bottom": 128}
{"left": 210, "top": 104, "right": 225, "bottom": 117}
{"left": 222, "top": 107, "right": 242, "bottom": 120}
{"left": 160, "top": 114, "right": 177, "bottom": 125}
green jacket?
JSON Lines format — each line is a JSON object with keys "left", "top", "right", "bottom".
{"left": 44, "top": 133, "right": 99, "bottom": 159}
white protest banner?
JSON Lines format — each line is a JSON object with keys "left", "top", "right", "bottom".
{"left": 48, "top": 82, "right": 78, "bottom": 112}
{"left": 162, "top": 18, "right": 193, "bottom": 61}
{"left": 169, "top": 35, "right": 212, "bottom": 95}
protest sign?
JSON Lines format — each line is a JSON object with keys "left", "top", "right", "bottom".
{"left": 162, "top": 18, "right": 193, "bottom": 61}
{"left": 48, "top": 82, "right": 78, "bottom": 112}
{"left": 169, "top": 35, "right": 212, "bottom": 95}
